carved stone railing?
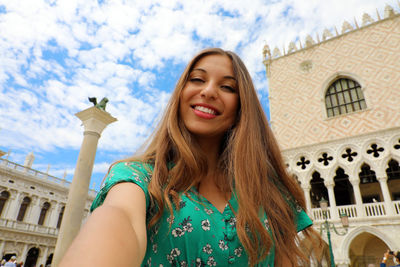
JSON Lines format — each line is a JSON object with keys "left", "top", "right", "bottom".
{"left": 0, "top": 158, "right": 71, "bottom": 187}
{"left": 0, "top": 158, "right": 98, "bottom": 195}
{"left": 0, "top": 217, "right": 59, "bottom": 236}
{"left": 312, "top": 201, "right": 400, "bottom": 223}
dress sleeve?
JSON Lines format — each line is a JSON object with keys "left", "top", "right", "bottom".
{"left": 90, "top": 161, "right": 153, "bottom": 212}
{"left": 295, "top": 207, "right": 313, "bottom": 232}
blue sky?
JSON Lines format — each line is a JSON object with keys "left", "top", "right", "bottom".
{"left": 0, "top": 0, "right": 397, "bottom": 190}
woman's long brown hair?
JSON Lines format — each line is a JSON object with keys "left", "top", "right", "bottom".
{"left": 121, "top": 48, "right": 322, "bottom": 266}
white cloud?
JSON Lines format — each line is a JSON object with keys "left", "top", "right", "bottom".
{"left": 0, "top": 0, "right": 398, "bottom": 177}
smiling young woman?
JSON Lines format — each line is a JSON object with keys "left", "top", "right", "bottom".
{"left": 59, "top": 48, "right": 323, "bottom": 267}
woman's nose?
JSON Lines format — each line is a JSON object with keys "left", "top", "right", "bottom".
{"left": 200, "top": 82, "right": 218, "bottom": 99}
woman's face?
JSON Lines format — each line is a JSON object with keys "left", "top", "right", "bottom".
{"left": 179, "top": 54, "right": 239, "bottom": 142}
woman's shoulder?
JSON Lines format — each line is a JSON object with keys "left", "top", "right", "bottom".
{"left": 109, "top": 160, "right": 154, "bottom": 178}
{"left": 90, "top": 160, "right": 155, "bottom": 212}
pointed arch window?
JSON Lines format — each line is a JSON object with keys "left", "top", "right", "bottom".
{"left": 57, "top": 206, "right": 65, "bottom": 229}
{"left": 0, "top": 191, "right": 10, "bottom": 217}
{"left": 359, "top": 164, "right": 377, "bottom": 184}
{"left": 17, "top": 197, "right": 31, "bottom": 221}
{"left": 38, "top": 202, "right": 51, "bottom": 225}
{"left": 325, "top": 78, "right": 366, "bottom": 117}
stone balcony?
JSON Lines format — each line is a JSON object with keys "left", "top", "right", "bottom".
{"left": 0, "top": 217, "right": 59, "bottom": 236}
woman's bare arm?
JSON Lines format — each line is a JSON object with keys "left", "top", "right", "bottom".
{"left": 59, "top": 182, "right": 147, "bottom": 267}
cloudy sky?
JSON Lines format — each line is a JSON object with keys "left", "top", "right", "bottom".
{"left": 0, "top": 0, "right": 397, "bottom": 190}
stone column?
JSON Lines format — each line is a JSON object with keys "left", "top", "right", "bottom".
{"left": 28, "top": 196, "right": 41, "bottom": 224}
{"left": 0, "top": 240, "right": 5, "bottom": 258}
{"left": 377, "top": 177, "right": 395, "bottom": 216}
{"left": 350, "top": 179, "right": 365, "bottom": 217}
{"left": 20, "top": 244, "right": 29, "bottom": 263}
{"left": 52, "top": 106, "right": 116, "bottom": 266}
{"left": 40, "top": 246, "right": 49, "bottom": 266}
{"left": 6, "top": 190, "right": 21, "bottom": 220}
{"left": 301, "top": 184, "right": 312, "bottom": 214}
{"left": 325, "top": 181, "right": 338, "bottom": 220}
{"left": 48, "top": 201, "right": 61, "bottom": 228}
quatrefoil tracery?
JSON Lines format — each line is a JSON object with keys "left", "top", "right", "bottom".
{"left": 367, "top": 143, "right": 384, "bottom": 158}
{"left": 342, "top": 148, "right": 358, "bottom": 162}
{"left": 297, "top": 156, "right": 310, "bottom": 170}
{"left": 318, "top": 153, "right": 333, "bottom": 166}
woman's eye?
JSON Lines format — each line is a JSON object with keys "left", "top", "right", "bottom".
{"left": 222, "top": 85, "right": 236, "bottom": 92}
{"left": 189, "top": 78, "right": 204, "bottom": 83}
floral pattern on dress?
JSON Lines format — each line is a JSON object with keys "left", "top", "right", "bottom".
{"left": 202, "top": 244, "right": 213, "bottom": 254}
{"left": 201, "top": 219, "right": 211, "bottom": 231}
{"left": 218, "top": 240, "right": 228, "bottom": 251}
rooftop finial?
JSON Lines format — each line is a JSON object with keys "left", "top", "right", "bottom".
{"left": 341, "top": 20, "right": 353, "bottom": 33}
{"left": 362, "top": 13, "right": 374, "bottom": 26}
{"left": 262, "top": 43, "right": 271, "bottom": 61}
{"left": 24, "top": 152, "right": 35, "bottom": 168}
{"left": 287, "top": 42, "right": 297, "bottom": 53}
{"left": 273, "top": 47, "right": 281, "bottom": 58}
{"left": 384, "top": 4, "right": 395, "bottom": 18}
{"left": 322, "top": 28, "right": 333, "bottom": 41}
{"left": 305, "top": 35, "right": 315, "bottom": 47}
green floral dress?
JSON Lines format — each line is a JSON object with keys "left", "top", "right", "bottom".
{"left": 90, "top": 162, "right": 313, "bottom": 267}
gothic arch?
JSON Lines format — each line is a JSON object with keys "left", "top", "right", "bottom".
{"left": 341, "top": 226, "right": 397, "bottom": 260}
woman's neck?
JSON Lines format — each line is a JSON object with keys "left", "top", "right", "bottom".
{"left": 195, "top": 135, "right": 221, "bottom": 171}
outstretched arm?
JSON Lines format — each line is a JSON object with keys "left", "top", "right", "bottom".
{"left": 59, "top": 182, "right": 147, "bottom": 267}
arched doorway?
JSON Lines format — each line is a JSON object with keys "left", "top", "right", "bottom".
{"left": 25, "top": 247, "right": 40, "bottom": 267}
{"left": 349, "top": 232, "right": 392, "bottom": 267}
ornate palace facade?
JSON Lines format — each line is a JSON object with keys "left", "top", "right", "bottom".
{"left": 264, "top": 4, "right": 400, "bottom": 267}
{"left": 0, "top": 150, "right": 95, "bottom": 266}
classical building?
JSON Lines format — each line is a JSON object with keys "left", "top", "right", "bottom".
{"left": 0, "top": 151, "right": 95, "bottom": 266}
{"left": 264, "top": 4, "right": 400, "bottom": 267}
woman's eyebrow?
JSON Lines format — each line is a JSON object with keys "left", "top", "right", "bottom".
{"left": 191, "top": 68, "right": 236, "bottom": 81}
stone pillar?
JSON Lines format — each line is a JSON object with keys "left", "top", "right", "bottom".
{"left": 48, "top": 201, "right": 61, "bottom": 228}
{"left": 40, "top": 246, "right": 49, "bottom": 266}
{"left": 377, "top": 177, "right": 395, "bottom": 216}
{"left": 350, "top": 179, "right": 365, "bottom": 217}
{"left": 0, "top": 240, "right": 5, "bottom": 258}
{"left": 325, "top": 181, "right": 338, "bottom": 220}
{"left": 28, "top": 196, "right": 41, "bottom": 224}
{"left": 6, "top": 190, "right": 21, "bottom": 220}
{"left": 21, "top": 244, "right": 29, "bottom": 263}
{"left": 52, "top": 107, "right": 116, "bottom": 266}
{"left": 301, "top": 184, "right": 312, "bottom": 214}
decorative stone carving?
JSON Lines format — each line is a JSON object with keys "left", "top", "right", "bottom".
{"left": 384, "top": 5, "right": 395, "bottom": 18}
{"left": 24, "top": 152, "right": 35, "bottom": 168}
{"left": 305, "top": 35, "right": 315, "bottom": 47}
{"left": 272, "top": 47, "right": 281, "bottom": 58}
{"left": 341, "top": 20, "right": 353, "bottom": 33}
{"left": 262, "top": 44, "right": 271, "bottom": 61}
{"left": 361, "top": 13, "right": 374, "bottom": 26}
{"left": 299, "top": 60, "right": 313, "bottom": 73}
{"left": 287, "top": 42, "right": 297, "bottom": 53}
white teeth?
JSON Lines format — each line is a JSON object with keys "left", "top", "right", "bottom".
{"left": 194, "top": 106, "right": 216, "bottom": 115}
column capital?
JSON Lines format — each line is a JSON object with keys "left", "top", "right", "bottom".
{"left": 377, "top": 176, "right": 388, "bottom": 182}
{"left": 301, "top": 184, "right": 311, "bottom": 191}
{"left": 75, "top": 107, "right": 117, "bottom": 135}
{"left": 324, "top": 180, "right": 335, "bottom": 188}
{"left": 349, "top": 179, "right": 360, "bottom": 186}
